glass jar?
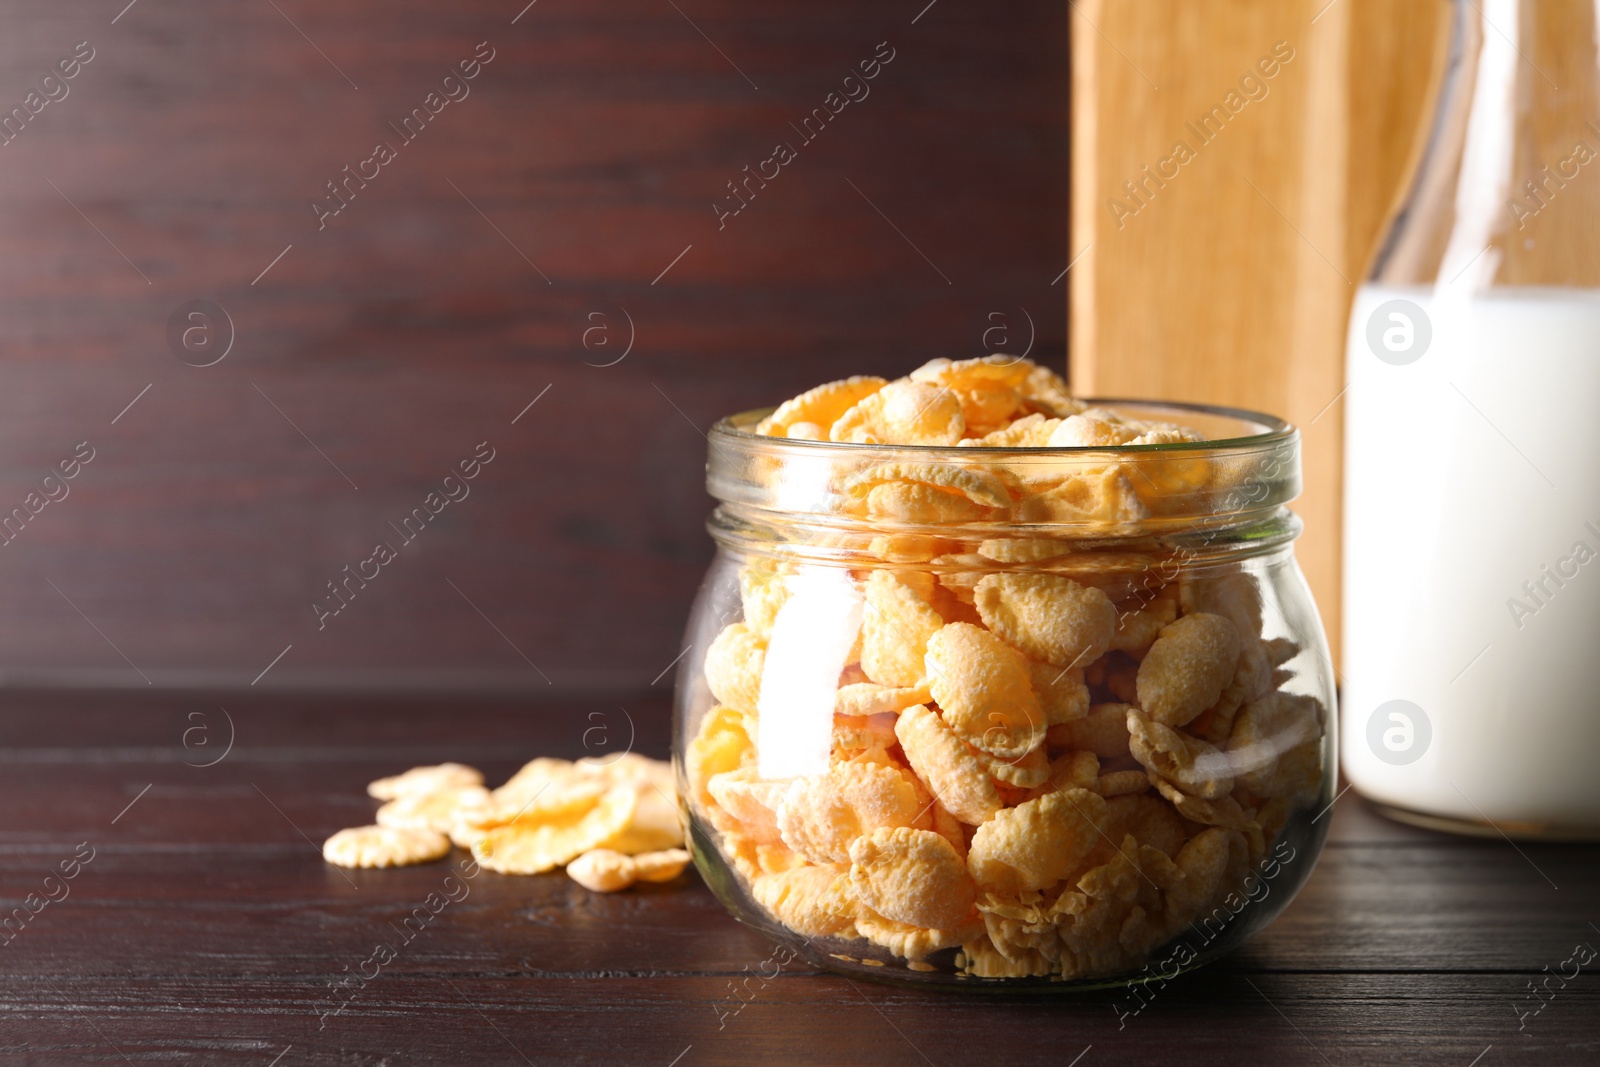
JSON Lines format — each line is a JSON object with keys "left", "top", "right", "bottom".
{"left": 1343, "top": 0, "right": 1600, "bottom": 837}
{"left": 674, "top": 400, "right": 1335, "bottom": 987}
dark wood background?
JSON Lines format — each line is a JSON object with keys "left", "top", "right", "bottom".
{"left": 0, "top": 0, "right": 1068, "bottom": 692}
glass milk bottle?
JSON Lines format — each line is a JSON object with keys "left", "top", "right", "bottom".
{"left": 1343, "top": 0, "right": 1600, "bottom": 836}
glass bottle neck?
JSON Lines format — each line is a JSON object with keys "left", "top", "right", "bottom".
{"left": 1374, "top": 0, "right": 1600, "bottom": 290}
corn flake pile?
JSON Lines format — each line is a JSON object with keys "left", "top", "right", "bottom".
{"left": 688, "top": 357, "right": 1326, "bottom": 980}
{"left": 322, "top": 755, "right": 691, "bottom": 893}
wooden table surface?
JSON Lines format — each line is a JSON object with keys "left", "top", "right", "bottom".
{"left": 2, "top": 691, "right": 1596, "bottom": 1066}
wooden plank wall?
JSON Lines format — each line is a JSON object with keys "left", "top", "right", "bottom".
{"left": 0, "top": 0, "right": 1067, "bottom": 691}
{"left": 1069, "top": 0, "right": 1452, "bottom": 662}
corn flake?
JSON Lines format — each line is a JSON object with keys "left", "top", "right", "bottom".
{"left": 924, "top": 622, "right": 1045, "bottom": 759}
{"left": 830, "top": 380, "right": 965, "bottom": 445}
{"left": 893, "top": 704, "right": 1003, "bottom": 826}
{"left": 849, "top": 826, "right": 976, "bottom": 930}
{"left": 1136, "top": 612, "right": 1241, "bottom": 727}
{"left": 323, "top": 825, "right": 452, "bottom": 868}
{"left": 367, "top": 762, "right": 484, "bottom": 801}
{"left": 757, "top": 375, "right": 888, "bottom": 437}
{"left": 974, "top": 573, "right": 1115, "bottom": 669}
{"left": 966, "top": 788, "right": 1106, "bottom": 895}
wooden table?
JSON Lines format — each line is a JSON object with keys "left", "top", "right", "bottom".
{"left": 3, "top": 692, "right": 1596, "bottom": 1065}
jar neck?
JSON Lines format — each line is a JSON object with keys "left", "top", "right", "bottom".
{"left": 708, "top": 501, "right": 1303, "bottom": 569}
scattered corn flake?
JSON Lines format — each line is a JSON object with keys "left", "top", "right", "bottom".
{"left": 1136, "top": 612, "right": 1241, "bottom": 727}
{"left": 367, "top": 762, "right": 484, "bottom": 801}
{"left": 966, "top": 788, "right": 1106, "bottom": 895}
{"left": 974, "top": 573, "right": 1115, "bottom": 669}
{"left": 924, "top": 622, "right": 1045, "bottom": 759}
{"left": 598, "top": 783, "right": 685, "bottom": 854}
{"left": 323, "top": 825, "right": 451, "bottom": 868}
{"left": 849, "top": 826, "right": 976, "bottom": 929}
{"left": 567, "top": 847, "right": 693, "bottom": 892}
{"left": 894, "top": 704, "right": 1002, "bottom": 826}
{"left": 703, "top": 622, "right": 767, "bottom": 713}
{"left": 830, "top": 380, "right": 965, "bottom": 445}
{"left": 375, "top": 785, "right": 491, "bottom": 834}
{"left": 860, "top": 570, "right": 946, "bottom": 688}
{"left": 757, "top": 375, "right": 888, "bottom": 437}
{"left": 472, "top": 784, "right": 637, "bottom": 875}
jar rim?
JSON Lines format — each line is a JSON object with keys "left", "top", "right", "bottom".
{"left": 706, "top": 397, "right": 1301, "bottom": 536}
{"left": 710, "top": 397, "right": 1295, "bottom": 458}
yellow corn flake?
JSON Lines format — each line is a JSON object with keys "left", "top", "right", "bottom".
{"left": 706, "top": 769, "right": 786, "bottom": 844}
{"left": 1108, "top": 593, "right": 1179, "bottom": 658}
{"left": 1151, "top": 776, "right": 1256, "bottom": 833}
{"left": 1028, "top": 660, "right": 1090, "bottom": 726}
{"left": 573, "top": 752, "right": 675, "bottom": 794}
{"left": 703, "top": 622, "right": 766, "bottom": 713}
{"left": 1164, "top": 828, "right": 1243, "bottom": 930}
{"left": 1126, "top": 708, "right": 1232, "bottom": 800}
{"left": 968, "top": 740, "right": 1050, "bottom": 789}
{"left": 738, "top": 559, "right": 791, "bottom": 637}
{"left": 835, "top": 681, "right": 931, "bottom": 717}
{"left": 830, "top": 380, "right": 965, "bottom": 445}
{"left": 867, "top": 533, "right": 955, "bottom": 563}
{"left": 966, "top": 788, "right": 1106, "bottom": 895}
{"left": 861, "top": 482, "right": 988, "bottom": 524}
{"left": 375, "top": 785, "right": 491, "bottom": 834}
{"left": 893, "top": 705, "right": 1003, "bottom": 826}
{"left": 848, "top": 826, "right": 977, "bottom": 930}
{"left": 566, "top": 847, "right": 693, "bottom": 892}
{"left": 367, "top": 762, "right": 484, "bottom": 801}
{"left": 860, "top": 570, "right": 946, "bottom": 688}
{"left": 858, "top": 911, "right": 985, "bottom": 961}
{"left": 1179, "top": 567, "right": 1264, "bottom": 640}
{"left": 1023, "top": 751, "right": 1100, "bottom": 801}
{"left": 975, "top": 536, "right": 1074, "bottom": 563}
{"left": 684, "top": 710, "right": 752, "bottom": 809}
{"left": 1046, "top": 412, "right": 1145, "bottom": 448}
{"left": 727, "top": 833, "right": 805, "bottom": 882}
{"left": 910, "top": 354, "right": 1033, "bottom": 390}
{"left": 597, "top": 782, "right": 685, "bottom": 854}
{"left": 974, "top": 573, "right": 1115, "bottom": 669}
{"left": 960, "top": 413, "right": 1062, "bottom": 448}
{"left": 323, "top": 825, "right": 451, "bottom": 868}
{"left": 1046, "top": 702, "right": 1134, "bottom": 760}
{"left": 1096, "top": 793, "right": 1192, "bottom": 861}
{"left": 473, "top": 784, "right": 637, "bottom": 875}
{"left": 750, "top": 864, "right": 859, "bottom": 937}
{"left": 776, "top": 761, "right": 923, "bottom": 863}
{"left": 566, "top": 848, "right": 637, "bottom": 892}
{"left": 757, "top": 375, "right": 889, "bottom": 438}
{"left": 959, "top": 934, "right": 1054, "bottom": 978}
{"left": 495, "top": 757, "right": 583, "bottom": 800}
{"left": 1136, "top": 612, "right": 1241, "bottom": 727}
{"left": 924, "top": 622, "right": 1045, "bottom": 759}
{"left": 1093, "top": 770, "right": 1152, "bottom": 798}
{"left": 1016, "top": 363, "right": 1084, "bottom": 419}
{"left": 1014, "top": 467, "right": 1151, "bottom": 526}
{"left": 1227, "top": 691, "right": 1324, "bottom": 802}
{"left": 844, "top": 463, "right": 1011, "bottom": 511}
{"left": 832, "top": 715, "right": 899, "bottom": 759}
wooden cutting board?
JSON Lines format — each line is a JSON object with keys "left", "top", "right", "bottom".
{"left": 1069, "top": 0, "right": 1452, "bottom": 663}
